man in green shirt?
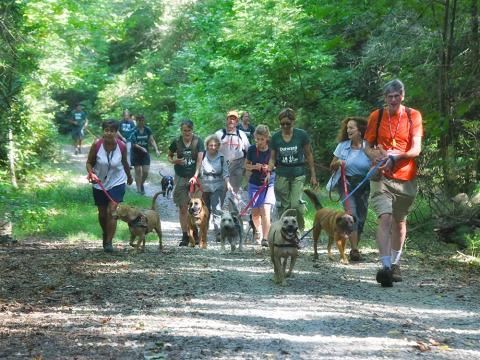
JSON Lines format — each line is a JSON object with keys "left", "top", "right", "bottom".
{"left": 69, "top": 104, "right": 88, "bottom": 155}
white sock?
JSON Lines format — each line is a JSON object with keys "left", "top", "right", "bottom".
{"left": 380, "top": 256, "right": 392, "bottom": 269}
{"left": 391, "top": 249, "right": 402, "bottom": 265}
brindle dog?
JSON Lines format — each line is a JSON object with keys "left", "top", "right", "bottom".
{"left": 268, "top": 209, "right": 300, "bottom": 286}
{"left": 112, "top": 192, "right": 163, "bottom": 251}
{"left": 187, "top": 197, "right": 210, "bottom": 249}
{"left": 304, "top": 189, "right": 355, "bottom": 264}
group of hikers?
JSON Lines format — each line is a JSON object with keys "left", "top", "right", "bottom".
{"left": 84, "top": 79, "right": 423, "bottom": 287}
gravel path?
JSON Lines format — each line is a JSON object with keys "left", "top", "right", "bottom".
{"left": 0, "top": 146, "right": 479, "bottom": 359}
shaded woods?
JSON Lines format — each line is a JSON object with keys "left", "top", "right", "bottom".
{"left": 1, "top": 1, "right": 479, "bottom": 248}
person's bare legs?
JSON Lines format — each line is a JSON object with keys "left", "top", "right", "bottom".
{"left": 141, "top": 165, "right": 150, "bottom": 192}
{"left": 98, "top": 203, "right": 116, "bottom": 252}
{"left": 251, "top": 208, "right": 262, "bottom": 243}
{"left": 377, "top": 213, "right": 392, "bottom": 255}
{"left": 260, "top": 204, "right": 272, "bottom": 239}
{"left": 134, "top": 166, "right": 142, "bottom": 192}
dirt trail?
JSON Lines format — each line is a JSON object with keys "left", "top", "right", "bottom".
{"left": 0, "top": 145, "right": 479, "bottom": 359}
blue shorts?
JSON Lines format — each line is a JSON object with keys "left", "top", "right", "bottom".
{"left": 131, "top": 151, "right": 151, "bottom": 166}
{"left": 248, "top": 182, "right": 276, "bottom": 208}
{"left": 93, "top": 183, "right": 126, "bottom": 206}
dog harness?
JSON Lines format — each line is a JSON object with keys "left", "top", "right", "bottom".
{"left": 128, "top": 214, "right": 148, "bottom": 229}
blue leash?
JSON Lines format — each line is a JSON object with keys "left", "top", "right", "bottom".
{"left": 340, "top": 158, "right": 387, "bottom": 205}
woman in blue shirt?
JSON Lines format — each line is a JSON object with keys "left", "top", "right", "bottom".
{"left": 329, "top": 117, "right": 371, "bottom": 261}
{"left": 245, "top": 125, "right": 276, "bottom": 247}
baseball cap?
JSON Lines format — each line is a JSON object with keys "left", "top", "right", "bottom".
{"left": 226, "top": 110, "right": 239, "bottom": 119}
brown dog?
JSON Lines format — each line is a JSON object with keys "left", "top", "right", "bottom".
{"left": 187, "top": 197, "right": 209, "bottom": 249}
{"left": 304, "top": 189, "right": 355, "bottom": 264}
{"left": 112, "top": 192, "right": 163, "bottom": 251}
{"left": 268, "top": 209, "right": 300, "bottom": 286}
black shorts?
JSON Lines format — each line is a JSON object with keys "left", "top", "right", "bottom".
{"left": 92, "top": 183, "right": 126, "bottom": 206}
{"left": 131, "top": 151, "right": 151, "bottom": 166}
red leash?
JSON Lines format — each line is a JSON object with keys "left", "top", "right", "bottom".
{"left": 240, "top": 180, "right": 268, "bottom": 217}
{"left": 189, "top": 176, "right": 204, "bottom": 197}
{"left": 340, "top": 162, "right": 351, "bottom": 214}
{"left": 87, "top": 172, "right": 118, "bottom": 206}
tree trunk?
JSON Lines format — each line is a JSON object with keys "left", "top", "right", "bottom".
{"left": 8, "top": 128, "right": 17, "bottom": 188}
{"left": 439, "top": 0, "right": 457, "bottom": 196}
{"left": 472, "top": 0, "right": 479, "bottom": 65}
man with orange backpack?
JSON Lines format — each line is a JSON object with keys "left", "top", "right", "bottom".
{"left": 364, "top": 79, "right": 423, "bottom": 287}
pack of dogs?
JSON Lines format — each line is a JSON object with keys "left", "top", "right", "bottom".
{"left": 110, "top": 186, "right": 356, "bottom": 287}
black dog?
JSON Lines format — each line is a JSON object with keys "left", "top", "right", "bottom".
{"left": 160, "top": 174, "right": 174, "bottom": 198}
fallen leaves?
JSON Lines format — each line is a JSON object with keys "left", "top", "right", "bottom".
{"left": 414, "top": 338, "right": 451, "bottom": 352}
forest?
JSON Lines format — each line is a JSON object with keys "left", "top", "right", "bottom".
{"left": 1, "top": 0, "right": 479, "bottom": 248}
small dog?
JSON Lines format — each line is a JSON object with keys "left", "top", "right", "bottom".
{"left": 268, "top": 209, "right": 300, "bottom": 286}
{"left": 160, "top": 173, "right": 174, "bottom": 198}
{"left": 187, "top": 196, "right": 209, "bottom": 248}
{"left": 112, "top": 192, "right": 163, "bottom": 251}
{"left": 304, "top": 189, "right": 356, "bottom": 264}
{"left": 220, "top": 198, "right": 243, "bottom": 252}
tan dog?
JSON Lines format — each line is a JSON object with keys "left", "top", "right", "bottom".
{"left": 187, "top": 197, "right": 209, "bottom": 249}
{"left": 112, "top": 192, "right": 163, "bottom": 251}
{"left": 268, "top": 209, "right": 300, "bottom": 286}
{"left": 304, "top": 189, "right": 355, "bottom": 264}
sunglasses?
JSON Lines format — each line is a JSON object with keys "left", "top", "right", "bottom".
{"left": 280, "top": 121, "right": 292, "bottom": 127}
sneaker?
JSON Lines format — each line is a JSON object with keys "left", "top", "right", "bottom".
{"left": 376, "top": 267, "right": 393, "bottom": 287}
{"left": 349, "top": 249, "right": 361, "bottom": 262}
{"left": 261, "top": 238, "right": 269, "bottom": 247}
{"left": 391, "top": 264, "right": 403, "bottom": 282}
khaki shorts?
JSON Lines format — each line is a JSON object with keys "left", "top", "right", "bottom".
{"left": 370, "top": 177, "right": 417, "bottom": 221}
{"left": 173, "top": 175, "right": 191, "bottom": 207}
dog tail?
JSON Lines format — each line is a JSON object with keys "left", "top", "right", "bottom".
{"left": 304, "top": 189, "right": 323, "bottom": 210}
{"left": 151, "top": 192, "right": 162, "bottom": 210}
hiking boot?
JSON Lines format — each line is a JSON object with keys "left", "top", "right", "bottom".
{"left": 349, "top": 249, "right": 361, "bottom": 262}
{"left": 391, "top": 264, "right": 403, "bottom": 282}
{"left": 103, "top": 241, "right": 114, "bottom": 253}
{"left": 376, "top": 267, "right": 393, "bottom": 287}
{"left": 179, "top": 234, "right": 189, "bottom": 247}
{"left": 261, "top": 238, "right": 269, "bottom": 247}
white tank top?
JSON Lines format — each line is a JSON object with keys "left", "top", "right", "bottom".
{"left": 93, "top": 143, "right": 127, "bottom": 190}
